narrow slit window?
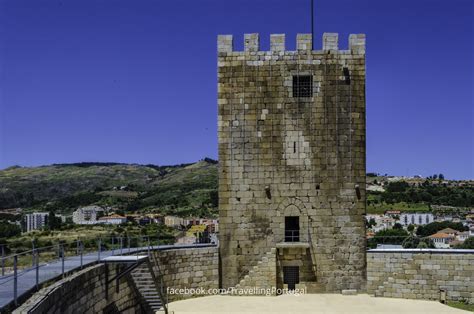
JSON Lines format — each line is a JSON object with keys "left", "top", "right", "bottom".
{"left": 292, "top": 75, "right": 312, "bottom": 97}
{"left": 343, "top": 67, "right": 351, "bottom": 85}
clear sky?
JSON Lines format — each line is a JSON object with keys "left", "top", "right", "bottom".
{"left": 0, "top": 0, "right": 472, "bottom": 179}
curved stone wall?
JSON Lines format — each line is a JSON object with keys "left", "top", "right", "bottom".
{"left": 14, "top": 245, "right": 219, "bottom": 313}
{"left": 14, "top": 264, "right": 143, "bottom": 314}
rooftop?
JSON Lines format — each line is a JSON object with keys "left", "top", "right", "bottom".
{"left": 438, "top": 228, "right": 460, "bottom": 234}
{"left": 98, "top": 214, "right": 126, "bottom": 220}
{"left": 429, "top": 232, "right": 455, "bottom": 239}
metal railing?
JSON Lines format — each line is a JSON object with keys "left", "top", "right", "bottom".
{"left": 0, "top": 235, "right": 173, "bottom": 310}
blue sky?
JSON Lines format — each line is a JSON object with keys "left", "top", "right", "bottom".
{"left": 0, "top": 0, "right": 472, "bottom": 179}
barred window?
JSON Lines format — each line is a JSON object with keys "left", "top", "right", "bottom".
{"left": 292, "top": 75, "right": 312, "bottom": 97}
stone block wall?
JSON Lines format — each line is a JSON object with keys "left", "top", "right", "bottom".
{"left": 14, "top": 264, "right": 142, "bottom": 314}
{"left": 218, "top": 33, "right": 367, "bottom": 292}
{"left": 14, "top": 245, "right": 219, "bottom": 313}
{"left": 277, "top": 247, "right": 316, "bottom": 289}
{"left": 152, "top": 246, "right": 219, "bottom": 302}
{"left": 235, "top": 248, "right": 277, "bottom": 295}
{"left": 367, "top": 250, "right": 474, "bottom": 304}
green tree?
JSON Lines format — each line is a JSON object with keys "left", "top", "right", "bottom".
{"left": 0, "top": 222, "right": 21, "bottom": 238}
{"left": 47, "top": 210, "right": 61, "bottom": 230}
{"left": 416, "top": 221, "right": 468, "bottom": 238}
{"left": 367, "top": 228, "right": 409, "bottom": 249}
{"left": 456, "top": 237, "right": 474, "bottom": 249}
{"left": 366, "top": 218, "right": 376, "bottom": 229}
{"left": 393, "top": 223, "right": 403, "bottom": 230}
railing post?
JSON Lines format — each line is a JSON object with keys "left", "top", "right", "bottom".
{"left": 128, "top": 236, "right": 130, "bottom": 253}
{"left": 1, "top": 245, "right": 5, "bottom": 276}
{"left": 61, "top": 244, "right": 65, "bottom": 278}
{"left": 111, "top": 237, "right": 114, "bottom": 255}
{"left": 98, "top": 238, "right": 101, "bottom": 261}
{"left": 35, "top": 249, "right": 39, "bottom": 290}
{"left": 31, "top": 241, "right": 35, "bottom": 268}
{"left": 80, "top": 241, "right": 83, "bottom": 269}
{"left": 120, "top": 237, "right": 123, "bottom": 255}
{"left": 147, "top": 236, "right": 151, "bottom": 257}
{"left": 13, "top": 255, "right": 18, "bottom": 306}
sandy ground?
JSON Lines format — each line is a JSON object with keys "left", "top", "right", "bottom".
{"left": 167, "top": 294, "right": 470, "bottom": 314}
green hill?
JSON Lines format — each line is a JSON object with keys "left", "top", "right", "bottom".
{"left": 1, "top": 160, "right": 472, "bottom": 218}
{"left": 0, "top": 159, "right": 218, "bottom": 217}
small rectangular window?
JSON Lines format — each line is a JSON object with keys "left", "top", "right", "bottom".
{"left": 292, "top": 75, "right": 312, "bottom": 98}
{"left": 285, "top": 216, "right": 300, "bottom": 242}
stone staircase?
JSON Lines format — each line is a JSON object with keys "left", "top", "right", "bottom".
{"left": 131, "top": 262, "right": 164, "bottom": 313}
{"left": 234, "top": 248, "right": 277, "bottom": 294}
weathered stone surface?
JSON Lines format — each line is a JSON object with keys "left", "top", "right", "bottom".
{"left": 367, "top": 251, "right": 474, "bottom": 304}
{"left": 14, "top": 264, "right": 142, "bottom": 314}
{"left": 217, "top": 33, "right": 367, "bottom": 292}
{"left": 15, "top": 246, "right": 220, "bottom": 312}
{"left": 153, "top": 247, "right": 219, "bottom": 302}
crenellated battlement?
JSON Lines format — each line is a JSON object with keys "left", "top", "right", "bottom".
{"left": 218, "top": 33, "right": 365, "bottom": 55}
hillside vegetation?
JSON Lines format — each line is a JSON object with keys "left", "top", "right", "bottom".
{"left": 0, "top": 159, "right": 218, "bottom": 217}
{"left": 0, "top": 160, "right": 472, "bottom": 218}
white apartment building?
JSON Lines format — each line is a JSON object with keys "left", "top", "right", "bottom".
{"left": 399, "top": 212, "right": 434, "bottom": 226}
{"left": 72, "top": 205, "right": 104, "bottom": 225}
{"left": 98, "top": 214, "right": 127, "bottom": 225}
{"left": 24, "top": 212, "right": 49, "bottom": 232}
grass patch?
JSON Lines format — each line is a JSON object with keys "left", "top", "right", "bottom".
{"left": 367, "top": 202, "right": 430, "bottom": 214}
{"left": 445, "top": 300, "right": 474, "bottom": 312}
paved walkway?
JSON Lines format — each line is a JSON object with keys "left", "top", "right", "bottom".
{"left": 0, "top": 243, "right": 214, "bottom": 310}
{"left": 167, "top": 294, "right": 470, "bottom": 314}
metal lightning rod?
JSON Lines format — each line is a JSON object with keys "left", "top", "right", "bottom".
{"left": 311, "top": 0, "right": 314, "bottom": 50}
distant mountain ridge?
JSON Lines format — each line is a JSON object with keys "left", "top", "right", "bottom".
{"left": 0, "top": 159, "right": 218, "bottom": 217}
{"left": 0, "top": 159, "right": 472, "bottom": 217}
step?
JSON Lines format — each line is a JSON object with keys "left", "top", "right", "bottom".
{"left": 133, "top": 274, "right": 153, "bottom": 277}
{"left": 149, "top": 303, "right": 162, "bottom": 307}
{"left": 342, "top": 289, "right": 357, "bottom": 296}
{"left": 138, "top": 288, "right": 158, "bottom": 292}
{"left": 136, "top": 281, "right": 155, "bottom": 285}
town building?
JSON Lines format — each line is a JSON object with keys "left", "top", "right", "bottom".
{"left": 72, "top": 205, "right": 104, "bottom": 225}
{"left": 437, "top": 228, "right": 460, "bottom": 237}
{"left": 429, "top": 232, "right": 455, "bottom": 249}
{"left": 164, "top": 216, "right": 185, "bottom": 228}
{"left": 399, "top": 212, "right": 434, "bottom": 226}
{"left": 366, "top": 214, "right": 395, "bottom": 232}
{"left": 218, "top": 33, "right": 366, "bottom": 292}
{"left": 456, "top": 231, "right": 470, "bottom": 242}
{"left": 24, "top": 212, "right": 49, "bottom": 232}
{"left": 98, "top": 214, "right": 127, "bottom": 225}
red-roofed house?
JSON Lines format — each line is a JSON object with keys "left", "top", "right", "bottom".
{"left": 429, "top": 232, "right": 455, "bottom": 248}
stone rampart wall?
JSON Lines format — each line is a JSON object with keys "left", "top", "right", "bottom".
{"left": 367, "top": 250, "right": 474, "bottom": 304}
{"left": 14, "top": 264, "right": 142, "bottom": 314}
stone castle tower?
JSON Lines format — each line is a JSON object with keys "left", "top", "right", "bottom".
{"left": 217, "top": 33, "right": 366, "bottom": 292}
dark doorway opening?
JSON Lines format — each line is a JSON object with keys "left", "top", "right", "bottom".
{"left": 283, "top": 266, "right": 300, "bottom": 290}
{"left": 285, "top": 216, "right": 300, "bottom": 242}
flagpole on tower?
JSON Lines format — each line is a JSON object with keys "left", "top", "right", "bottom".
{"left": 311, "top": 0, "right": 314, "bottom": 50}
